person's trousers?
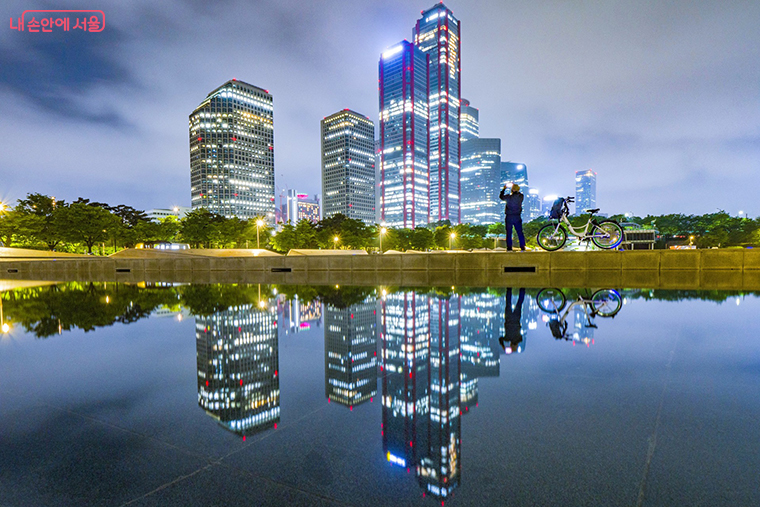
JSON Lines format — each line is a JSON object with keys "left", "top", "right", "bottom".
{"left": 505, "top": 215, "right": 526, "bottom": 250}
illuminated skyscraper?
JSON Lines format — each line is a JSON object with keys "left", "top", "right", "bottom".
{"left": 324, "top": 297, "right": 378, "bottom": 408}
{"left": 189, "top": 79, "right": 275, "bottom": 220}
{"left": 196, "top": 303, "right": 279, "bottom": 437}
{"left": 459, "top": 99, "right": 479, "bottom": 142}
{"left": 379, "top": 41, "right": 430, "bottom": 228}
{"left": 575, "top": 169, "right": 597, "bottom": 214}
{"left": 282, "top": 189, "right": 320, "bottom": 224}
{"left": 414, "top": 4, "right": 462, "bottom": 224}
{"left": 461, "top": 138, "right": 501, "bottom": 225}
{"left": 460, "top": 292, "right": 501, "bottom": 380}
{"left": 321, "top": 110, "right": 376, "bottom": 224}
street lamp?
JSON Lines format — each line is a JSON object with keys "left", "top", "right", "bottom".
{"left": 689, "top": 235, "right": 695, "bottom": 246}
{"left": 379, "top": 227, "right": 387, "bottom": 253}
{"left": 256, "top": 219, "right": 264, "bottom": 249}
{"left": 333, "top": 235, "right": 340, "bottom": 249}
{"left": 449, "top": 232, "right": 456, "bottom": 250}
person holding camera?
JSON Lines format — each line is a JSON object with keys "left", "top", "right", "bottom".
{"left": 499, "top": 183, "right": 526, "bottom": 251}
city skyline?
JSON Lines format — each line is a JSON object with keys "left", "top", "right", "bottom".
{"left": 2, "top": 0, "right": 759, "bottom": 217}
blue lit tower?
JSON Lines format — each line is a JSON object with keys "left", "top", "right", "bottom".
{"left": 414, "top": 3, "right": 462, "bottom": 224}
{"left": 381, "top": 291, "right": 430, "bottom": 472}
{"left": 189, "top": 79, "right": 275, "bottom": 221}
{"left": 324, "top": 297, "right": 378, "bottom": 408}
{"left": 461, "top": 138, "right": 502, "bottom": 225}
{"left": 500, "top": 162, "right": 529, "bottom": 189}
{"left": 196, "top": 303, "right": 280, "bottom": 437}
{"left": 321, "top": 110, "right": 376, "bottom": 224}
{"left": 379, "top": 41, "right": 430, "bottom": 228}
{"left": 575, "top": 169, "right": 597, "bottom": 214}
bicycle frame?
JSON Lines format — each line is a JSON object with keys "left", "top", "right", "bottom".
{"left": 548, "top": 208, "right": 608, "bottom": 242}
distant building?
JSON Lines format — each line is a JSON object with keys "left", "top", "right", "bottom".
{"left": 575, "top": 169, "right": 597, "bottom": 214}
{"left": 146, "top": 206, "right": 191, "bottom": 222}
{"left": 460, "top": 138, "right": 501, "bottom": 225}
{"left": 324, "top": 297, "right": 378, "bottom": 408}
{"left": 189, "top": 79, "right": 275, "bottom": 221}
{"left": 281, "top": 190, "right": 320, "bottom": 224}
{"left": 321, "top": 109, "right": 376, "bottom": 224}
{"left": 379, "top": 40, "right": 430, "bottom": 228}
{"left": 415, "top": 3, "right": 462, "bottom": 224}
{"left": 460, "top": 99, "right": 479, "bottom": 142}
{"left": 501, "top": 162, "right": 528, "bottom": 189}
{"left": 523, "top": 188, "right": 542, "bottom": 220}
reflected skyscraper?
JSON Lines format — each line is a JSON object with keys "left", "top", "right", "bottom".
{"left": 324, "top": 297, "right": 378, "bottom": 407}
{"left": 380, "top": 291, "right": 461, "bottom": 499}
{"left": 460, "top": 292, "right": 501, "bottom": 379}
{"left": 196, "top": 303, "right": 279, "bottom": 436}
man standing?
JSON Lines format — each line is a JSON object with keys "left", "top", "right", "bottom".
{"left": 499, "top": 183, "right": 526, "bottom": 251}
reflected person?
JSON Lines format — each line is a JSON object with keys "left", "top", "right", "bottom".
{"left": 499, "top": 287, "right": 526, "bottom": 354}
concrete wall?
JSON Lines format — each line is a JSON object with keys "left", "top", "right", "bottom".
{"left": 1, "top": 250, "right": 758, "bottom": 290}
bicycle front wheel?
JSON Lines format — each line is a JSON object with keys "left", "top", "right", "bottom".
{"left": 591, "top": 220, "right": 623, "bottom": 249}
{"left": 590, "top": 289, "right": 622, "bottom": 317}
{"left": 536, "top": 288, "right": 567, "bottom": 312}
{"left": 537, "top": 224, "right": 567, "bottom": 251}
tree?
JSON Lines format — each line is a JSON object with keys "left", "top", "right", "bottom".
{"left": 57, "top": 202, "right": 120, "bottom": 254}
{"left": 180, "top": 208, "right": 224, "bottom": 248}
{"left": 270, "top": 223, "right": 297, "bottom": 253}
{"left": 15, "top": 193, "right": 67, "bottom": 250}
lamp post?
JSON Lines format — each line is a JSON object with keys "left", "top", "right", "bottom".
{"left": 0, "top": 296, "right": 9, "bottom": 334}
{"left": 333, "top": 236, "right": 339, "bottom": 249}
{"left": 689, "top": 235, "right": 695, "bottom": 246}
{"left": 449, "top": 232, "right": 456, "bottom": 250}
{"left": 379, "top": 227, "right": 387, "bottom": 253}
{"left": 256, "top": 219, "right": 264, "bottom": 249}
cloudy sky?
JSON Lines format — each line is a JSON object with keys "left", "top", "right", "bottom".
{"left": 1, "top": 0, "right": 758, "bottom": 217}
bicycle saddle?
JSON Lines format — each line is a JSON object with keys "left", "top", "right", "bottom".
{"left": 586, "top": 208, "right": 600, "bottom": 214}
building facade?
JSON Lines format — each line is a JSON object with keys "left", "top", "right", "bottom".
{"left": 575, "top": 169, "right": 597, "bottom": 214}
{"left": 281, "top": 189, "right": 320, "bottom": 224}
{"left": 146, "top": 206, "right": 191, "bottom": 222}
{"left": 379, "top": 41, "right": 430, "bottom": 228}
{"left": 196, "top": 303, "right": 280, "bottom": 437}
{"left": 460, "top": 138, "right": 501, "bottom": 225}
{"left": 321, "top": 110, "right": 376, "bottom": 224}
{"left": 189, "top": 79, "right": 275, "bottom": 221}
{"left": 414, "top": 3, "right": 462, "bottom": 224}
{"left": 324, "top": 297, "right": 378, "bottom": 408}
{"left": 459, "top": 98, "right": 479, "bottom": 142}
{"left": 500, "top": 162, "right": 529, "bottom": 189}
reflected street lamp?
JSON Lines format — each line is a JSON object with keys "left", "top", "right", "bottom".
{"left": 379, "top": 227, "right": 387, "bottom": 253}
{"left": 0, "top": 296, "right": 9, "bottom": 334}
{"left": 256, "top": 219, "right": 264, "bottom": 249}
{"left": 449, "top": 232, "right": 456, "bottom": 250}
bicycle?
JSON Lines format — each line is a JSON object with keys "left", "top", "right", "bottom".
{"left": 536, "top": 197, "right": 623, "bottom": 251}
{"left": 535, "top": 288, "right": 622, "bottom": 340}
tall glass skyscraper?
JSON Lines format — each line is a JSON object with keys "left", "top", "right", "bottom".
{"left": 379, "top": 41, "right": 430, "bottom": 228}
{"left": 459, "top": 98, "right": 479, "bottom": 142}
{"left": 461, "top": 138, "right": 501, "bottom": 225}
{"left": 575, "top": 169, "right": 597, "bottom": 214}
{"left": 189, "top": 79, "right": 275, "bottom": 221}
{"left": 321, "top": 110, "right": 376, "bottom": 224}
{"left": 414, "top": 3, "right": 461, "bottom": 224}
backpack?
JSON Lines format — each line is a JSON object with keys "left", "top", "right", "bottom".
{"left": 549, "top": 198, "right": 565, "bottom": 220}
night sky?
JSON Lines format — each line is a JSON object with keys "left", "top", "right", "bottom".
{"left": 1, "top": 0, "right": 758, "bottom": 217}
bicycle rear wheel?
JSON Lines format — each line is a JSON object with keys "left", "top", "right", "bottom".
{"left": 537, "top": 224, "right": 567, "bottom": 251}
{"left": 590, "top": 289, "right": 622, "bottom": 317}
{"left": 591, "top": 220, "right": 623, "bottom": 249}
{"left": 536, "top": 288, "right": 567, "bottom": 312}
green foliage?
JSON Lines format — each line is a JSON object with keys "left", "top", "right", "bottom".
{"left": 57, "top": 201, "right": 120, "bottom": 254}
{"left": 179, "top": 208, "right": 224, "bottom": 248}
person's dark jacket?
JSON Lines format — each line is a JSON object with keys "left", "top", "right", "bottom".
{"left": 499, "top": 188, "right": 524, "bottom": 216}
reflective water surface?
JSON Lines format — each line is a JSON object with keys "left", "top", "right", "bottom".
{"left": 1, "top": 283, "right": 759, "bottom": 506}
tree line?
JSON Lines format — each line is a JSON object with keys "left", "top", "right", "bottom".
{"left": 1, "top": 193, "right": 757, "bottom": 253}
